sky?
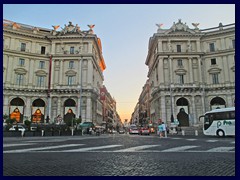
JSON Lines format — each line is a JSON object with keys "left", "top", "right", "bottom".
{"left": 3, "top": 4, "right": 235, "bottom": 121}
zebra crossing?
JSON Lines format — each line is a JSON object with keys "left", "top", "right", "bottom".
{"left": 3, "top": 141, "right": 235, "bottom": 154}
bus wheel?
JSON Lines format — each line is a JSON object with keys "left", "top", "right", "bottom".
{"left": 217, "top": 129, "right": 225, "bottom": 137}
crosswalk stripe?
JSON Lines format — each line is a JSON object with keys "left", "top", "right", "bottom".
{"left": 206, "top": 147, "right": 235, "bottom": 152}
{"left": 162, "top": 145, "right": 199, "bottom": 152}
{"left": 62, "top": 145, "right": 123, "bottom": 152}
{"left": 3, "top": 144, "right": 84, "bottom": 153}
{"left": 114, "top": 145, "right": 160, "bottom": 152}
{"left": 3, "top": 143, "right": 35, "bottom": 147}
{"left": 206, "top": 140, "right": 219, "bottom": 142}
{"left": 186, "top": 139, "right": 197, "bottom": 141}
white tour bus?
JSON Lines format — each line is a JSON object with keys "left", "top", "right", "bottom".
{"left": 199, "top": 107, "right": 235, "bottom": 137}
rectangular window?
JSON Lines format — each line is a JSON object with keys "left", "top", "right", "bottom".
{"left": 20, "top": 43, "right": 26, "bottom": 51}
{"left": 209, "top": 43, "right": 215, "bottom": 52}
{"left": 178, "top": 75, "right": 184, "bottom": 84}
{"left": 177, "top": 59, "right": 183, "bottom": 66}
{"left": 37, "top": 76, "right": 45, "bottom": 87}
{"left": 212, "top": 73, "right": 219, "bottom": 84}
{"left": 41, "top": 46, "right": 46, "bottom": 54}
{"left": 68, "top": 76, "right": 75, "bottom": 85}
{"left": 177, "top": 45, "right": 181, "bottom": 52}
{"left": 232, "top": 40, "right": 235, "bottom": 49}
{"left": 70, "top": 47, "right": 74, "bottom": 54}
{"left": 211, "top": 58, "right": 216, "bottom": 65}
{"left": 19, "top": 58, "right": 25, "bottom": 66}
{"left": 69, "top": 61, "right": 74, "bottom": 69}
{"left": 39, "top": 61, "right": 45, "bottom": 69}
{"left": 16, "top": 74, "right": 24, "bottom": 85}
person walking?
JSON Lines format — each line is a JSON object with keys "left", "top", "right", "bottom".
{"left": 161, "top": 122, "right": 167, "bottom": 138}
{"left": 158, "top": 123, "right": 163, "bottom": 138}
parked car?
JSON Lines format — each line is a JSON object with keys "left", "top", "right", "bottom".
{"left": 9, "top": 124, "right": 26, "bottom": 132}
{"left": 139, "top": 127, "right": 150, "bottom": 135}
{"left": 129, "top": 127, "right": 139, "bottom": 135}
{"left": 118, "top": 129, "right": 125, "bottom": 134}
{"left": 77, "top": 122, "right": 95, "bottom": 130}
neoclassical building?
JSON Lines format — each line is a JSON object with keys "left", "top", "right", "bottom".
{"left": 3, "top": 20, "right": 107, "bottom": 125}
{"left": 145, "top": 20, "right": 235, "bottom": 127}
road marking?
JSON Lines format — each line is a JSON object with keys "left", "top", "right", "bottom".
{"left": 62, "top": 145, "right": 123, "bottom": 152}
{"left": 3, "top": 144, "right": 84, "bottom": 153}
{"left": 230, "top": 141, "right": 235, "bottom": 144}
{"left": 161, "top": 145, "right": 199, "bottom": 152}
{"left": 3, "top": 143, "right": 35, "bottom": 147}
{"left": 206, "top": 147, "right": 235, "bottom": 152}
{"left": 170, "top": 138, "right": 183, "bottom": 140}
{"left": 206, "top": 140, "right": 219, "bottom": 142}
{"left": 186, "top": 139, "right": 197, "bottom": 141}
{"left": 114, "top": 145, "right": 160, "bottom": 152}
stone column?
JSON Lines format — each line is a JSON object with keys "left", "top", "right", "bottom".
{"left": 3, "top": 95, "right": 9, "bottom": 116}
{"left": 160, "top": 96, "right": 167, "bottom": 123}
{"left": 10, "top": 38, "right": 15, "bottom": 50}
{"left": 191, "top": 95, "right": 197, "bottom": 125}
{"left": 158, "top": 40, "right": 163, "bottom": 52}
{"left": 87, "top": 59, "right": 93, "bottom": 88}
{"left": 25, "top": 97, "right": 31, "bottom": 118}
{"left": 196, "top": 40, "right": 201, "bottom": 52}
{"left": 6, "top": 56, "right": 13, "bottom": 85}
{"left": 59, "top": 60, "right": 63, "bottom": 85}
{"left": 28, "top": 59, "right": 34, "bottom": 86}
{"left": 86, "top": 97, "right": 92, "bottom": 122}
{"left": 188, "top": 58, "right": 193, "bottom": 83}
{"left": 169, "top": 57, "right": 173, "bottom": 83}
{"left": 222, "top": 56, "right": 230, "bottom": 83}
{"left": 31, "top": 41, "right": 36, "bottom": 53}
{"left": 57, "top": 97, "right": 61, "bottom": 116}
{"left": 227, "top": 94, "right": 233, "bottom": 107}
{"left": 198, "top": 57, "right": 202, "bottom": 83}
{"left": 51, "top": 58, "right": 55, "bottom": 88}
{"left": 158, "top": 58, "right": 164, "bottom": 83}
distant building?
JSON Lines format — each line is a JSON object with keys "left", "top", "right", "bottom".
{"left": 3, "top": 20, "right": 106, "bottom": 125}
{"left": 145, "top": 20, "right": 235, "bottom": 127}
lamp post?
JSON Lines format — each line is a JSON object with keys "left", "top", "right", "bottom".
{"left": 170, "top": 83, "right": 174, "bottom": 123}
{"left": 168, "top": 54, "right": 174, "bottom": 123}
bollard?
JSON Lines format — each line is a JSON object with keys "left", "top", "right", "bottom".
{"left": 21, "top": 130, "right": 25, "bottom": 138}
{"left": 182, "top": 130, "right": 185, "bottom": 136}
{"left": 41, "top": 130, "right": 44, "bottom": 136}
{"left": 164, "top": 130, "right": 168, "bottom": 138}
{"left": 195, "top": 130, "right": 198, "bottom": 136}
{"left": 71, "top": 129, "right": 74, "bottom": 136}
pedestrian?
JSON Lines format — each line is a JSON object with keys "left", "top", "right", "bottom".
{"left": 158, "top": 123, "right": 163, "bottom": 138}
{"left": 162, "top": 122, "right": 167, "bottom": 138}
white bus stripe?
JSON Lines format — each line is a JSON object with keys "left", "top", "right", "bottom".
{"left": 114, "top": 145, "right": 160, "bottom": 152}
{"left": 162, "top": 145, "right": 199, "bottom": 152}
{"left": 207, "top": 147, "right": 235, "bottom": 152}
{"left": 3, "top": 144, "right": 84, "bottom": 153}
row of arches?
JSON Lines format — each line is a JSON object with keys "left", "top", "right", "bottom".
{"left": 8, "top": 98, "right": 77, "bottom": 123}
{"left": 175, "top": 97, "right": 233, "bottom": 126}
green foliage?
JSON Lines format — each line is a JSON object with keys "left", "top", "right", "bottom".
{"left": 24, "top": 120, "right": 31, "bottom": 131}
{"left": 64, "top": 118, "right": 76, "bottom": 127}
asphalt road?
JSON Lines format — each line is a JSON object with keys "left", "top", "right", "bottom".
{"left": 3, "top": 134, "right": 235, "bottom": 176}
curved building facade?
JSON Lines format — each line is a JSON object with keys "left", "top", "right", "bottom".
{"left": 145, "top": 20, "right": 235, "bottom": 127}
{"left": 3, "top": 20, "right": 106, "bottom": 125}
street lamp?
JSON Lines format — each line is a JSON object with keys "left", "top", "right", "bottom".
{"left": 168, "top": 54, "right": 174, "bottom": 123}
{"left": 170, "top": 83, "right": 174, "bottom": 123}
